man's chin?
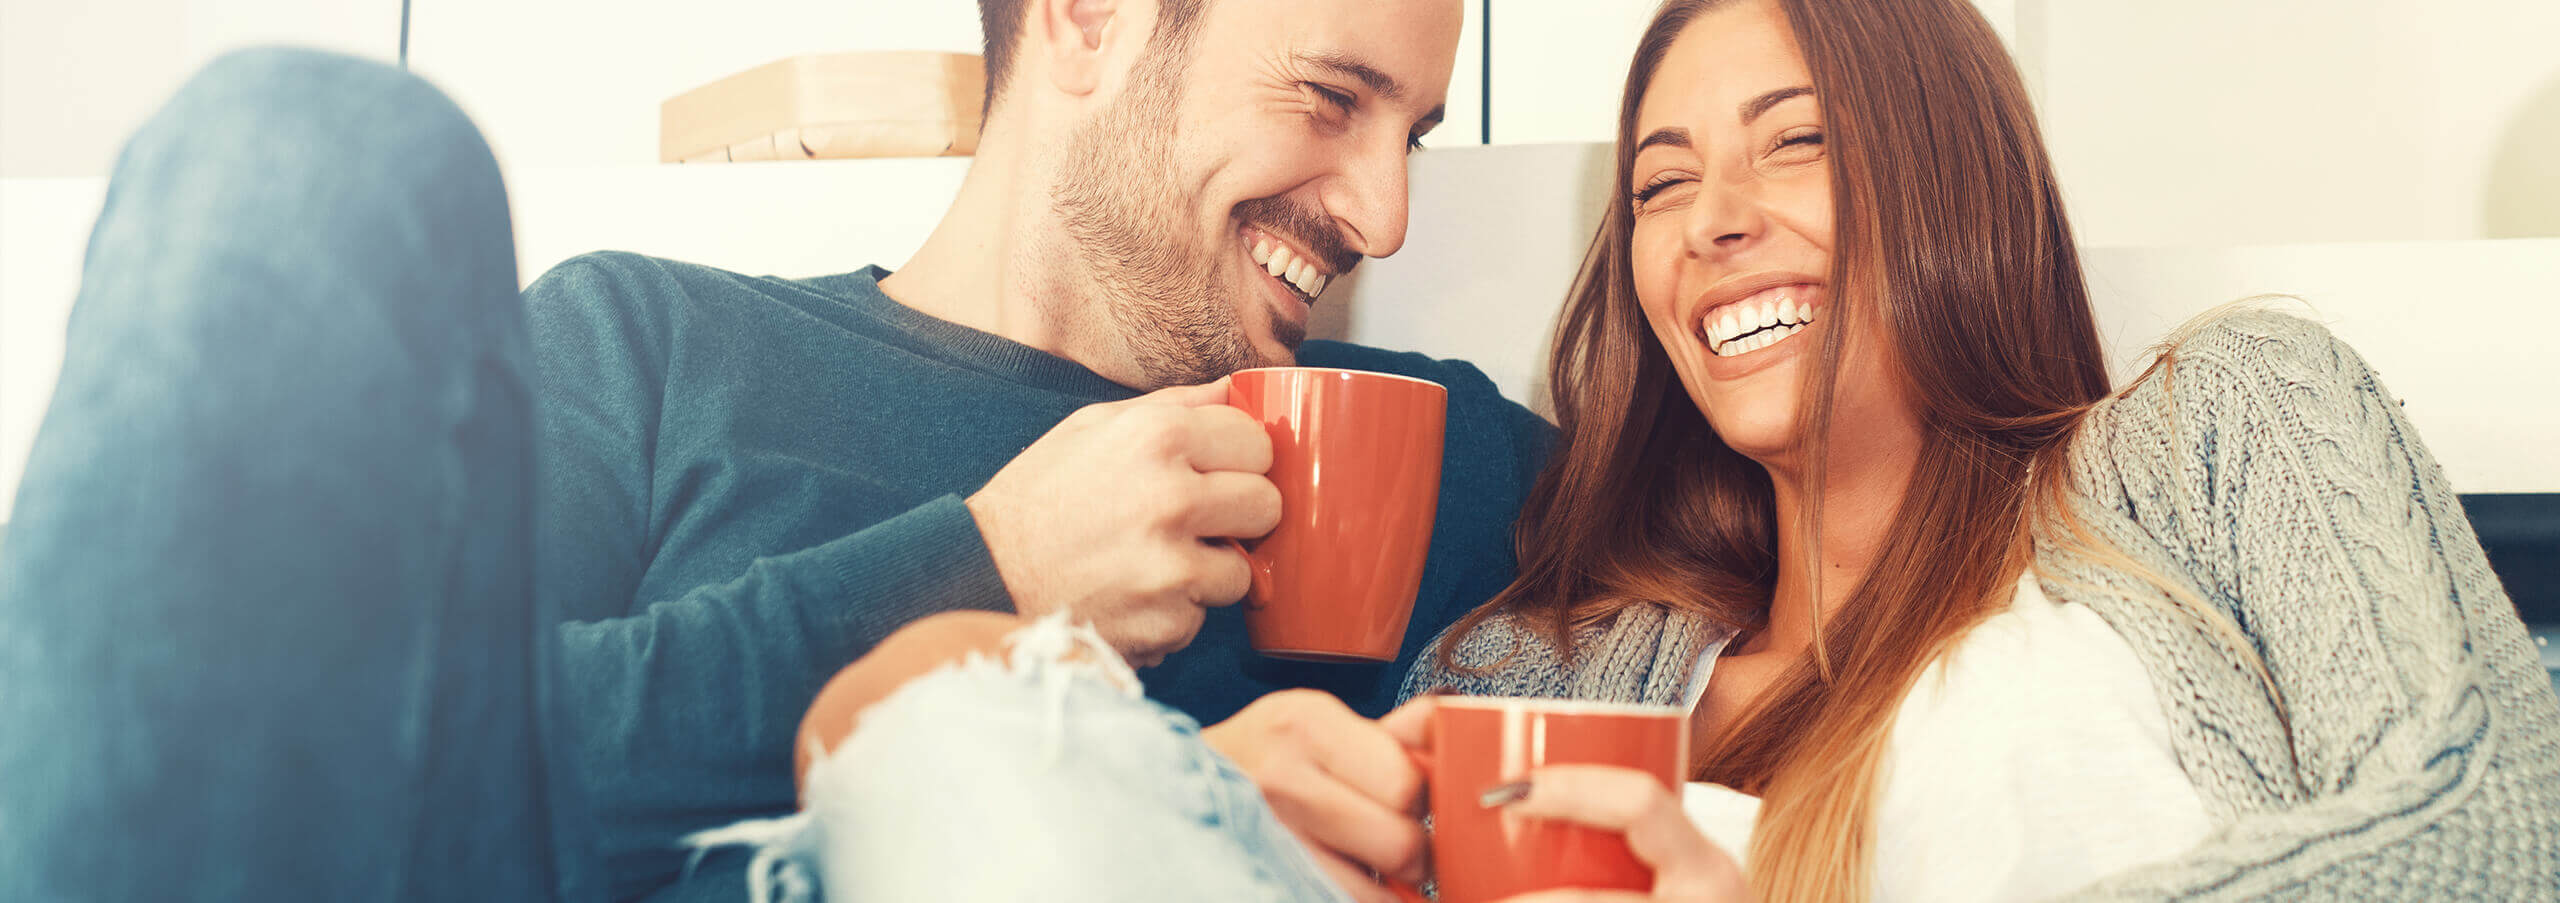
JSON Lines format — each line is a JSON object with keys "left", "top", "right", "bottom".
{"left": 1265, "top": 309, "right": 1307, "bottom": 361}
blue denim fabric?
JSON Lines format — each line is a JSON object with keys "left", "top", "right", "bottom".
{"left": 686, "top": 617, "right": 1351, "bottom": 903}
{"left": 0, "top": 48, "right": 594, "bottom": 901}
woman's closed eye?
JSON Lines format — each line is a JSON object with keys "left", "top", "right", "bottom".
{"left": 1768, "top": 127, "right": 1826, "bottom": 159}
{"left": 1632, "top": 172, "right": 1696, "bottom": 211}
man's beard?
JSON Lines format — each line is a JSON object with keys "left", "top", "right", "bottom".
{"left": 1051, "top": 67, "right": 1297, "bottom": 389}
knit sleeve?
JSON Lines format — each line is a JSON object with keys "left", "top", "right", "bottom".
{"left": 2066, "top": 310, "right": 2560, "bottom": 899}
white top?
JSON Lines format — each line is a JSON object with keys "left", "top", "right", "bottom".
{"left": 1679, "top": 571, "right": 2214, "bottom": 901}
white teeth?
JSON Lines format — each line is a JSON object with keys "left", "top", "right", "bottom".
{"left": 1700, "top": 286, "right": 1822, "bottom": 357}
{"left": 1713, "top": 320, "right": 1810, "bottom": 357}
{"left": 1251, "top": 234, "right": 1330, "bottom": 299}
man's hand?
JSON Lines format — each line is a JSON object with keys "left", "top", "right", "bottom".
{"left": 1206, "top": 691, "right": 1436, "bottom": 903}
{"left": 967, "top": 377, "right": 1279, "bottom": 665}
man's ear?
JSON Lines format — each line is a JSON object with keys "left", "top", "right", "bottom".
{"left": 1038, "top": 0, "right": 1120, "bottom": 97}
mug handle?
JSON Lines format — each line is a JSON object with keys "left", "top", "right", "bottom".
{"left": 1216, "top": 537, "right": 1271, "bottom": 610}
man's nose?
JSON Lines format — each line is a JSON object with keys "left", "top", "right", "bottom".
{"left": 1321, "top": 141, "right": 1413, "bottom": 260}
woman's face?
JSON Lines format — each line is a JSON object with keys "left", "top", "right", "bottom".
{"left": 1627, "top": 0, "right": 1906, "bottom": 470}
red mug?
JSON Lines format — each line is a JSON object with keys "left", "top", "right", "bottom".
{"left": 1226, "top": 367, "right": 1446, "bottom": 662}
{"left": 1426, "top": 697, "right": 1690, "bottom": 902}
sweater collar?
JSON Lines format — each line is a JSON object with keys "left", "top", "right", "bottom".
{"left": 799, "top": 266, "right": 1141, "bottom": 403}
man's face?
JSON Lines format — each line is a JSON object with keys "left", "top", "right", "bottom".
{"left": 1052, "top": 0, "right": 1463, "bottom": 388}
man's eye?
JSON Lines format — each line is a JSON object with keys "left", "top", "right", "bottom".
{"left": 1408, "top": 135, "right": 1426, "bottom": 152}
{"left": 1310, "top": 84, "right": 1356, "bottom": 111}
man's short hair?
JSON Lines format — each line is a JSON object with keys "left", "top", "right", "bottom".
{"left": 978, "top": 0, "right": 1209, "bottom": 117}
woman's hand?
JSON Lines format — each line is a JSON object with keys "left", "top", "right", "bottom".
{"left": 1490, "top": 765, "right": 1749, "bottom": 902}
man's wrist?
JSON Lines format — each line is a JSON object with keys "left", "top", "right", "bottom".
{"left": 963, "top": 491, "right": 1036, "bottom": 617}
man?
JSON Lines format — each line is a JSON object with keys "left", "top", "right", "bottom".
{"left": 0, "top": 0, "right": 1540, "bottom": 900}
{"left": 544, "top": 0, "right": 1544, "bottom": 897}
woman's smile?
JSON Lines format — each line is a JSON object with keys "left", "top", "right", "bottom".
{"left": 1697, "top": 282, "right": 1823, "bottom": 357}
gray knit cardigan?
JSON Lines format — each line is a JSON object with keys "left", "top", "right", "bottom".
{"left": 1399, "top": 311, "right": 2560, "bottom": 899}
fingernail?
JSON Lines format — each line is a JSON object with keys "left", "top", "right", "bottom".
{"left": 1478, "top": 779, "right": 1532, "bottom": 808}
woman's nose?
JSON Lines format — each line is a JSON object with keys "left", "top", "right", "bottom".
{"left": 1683, "top": 179, "right": 1766, "bottom": 258}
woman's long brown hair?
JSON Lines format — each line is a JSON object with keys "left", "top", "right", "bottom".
{"left": 1436, "top": 0, "right": 2111, "bottom": 897}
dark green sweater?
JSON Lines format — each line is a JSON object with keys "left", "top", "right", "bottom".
{"left": 521, "top": 252, "right": 1553, "bottom": 900}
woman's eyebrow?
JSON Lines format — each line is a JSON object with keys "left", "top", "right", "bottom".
{"left": 1740, "top": 85, "right": 1814, "bottom": 124}
{"left": 1635, "top": 126, "right": 1692, "bottom": 154}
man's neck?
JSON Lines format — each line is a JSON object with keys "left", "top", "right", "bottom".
{"left": 878, "top": 118, "right": 1084, "bottom": 369}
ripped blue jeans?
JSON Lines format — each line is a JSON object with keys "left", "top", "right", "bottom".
{"left": 687, "top": 616, "right": 1352, "bottom": 903}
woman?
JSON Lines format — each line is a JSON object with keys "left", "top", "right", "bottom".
{"left": 719, "top": 0, "right": 2559, "bottom": 900}
{"left": 1404, "top": 0, "right": 2560, "bottom": 899}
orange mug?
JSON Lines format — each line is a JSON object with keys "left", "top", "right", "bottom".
{"left": 1426, "top": 697, "right": 1690, "bottom": 903}
{"left": 1226, "top": 367, "right": 1445, "bottom": 662}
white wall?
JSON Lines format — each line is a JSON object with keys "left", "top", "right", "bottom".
{"left": 1482, "top": 0, "right": 1660, "bottom": 144}
{"left": 0, "top": 0, "right": 191, "bottom": 178}
{"left": 0, "top": 180, "right": 107, "bottom": 527}
{"left": 0, "top": 0, "right": 398, "bottom": 179}
{"left": 2024, "top": 0, "right": 2560, "bottom": 247}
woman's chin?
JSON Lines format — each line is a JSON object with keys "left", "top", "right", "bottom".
{"left": 1702, "top": 416, "right": 1799, "bottom": 468}
{"left": 1688, "top": 387, "right": 1803, "bottom": 464}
